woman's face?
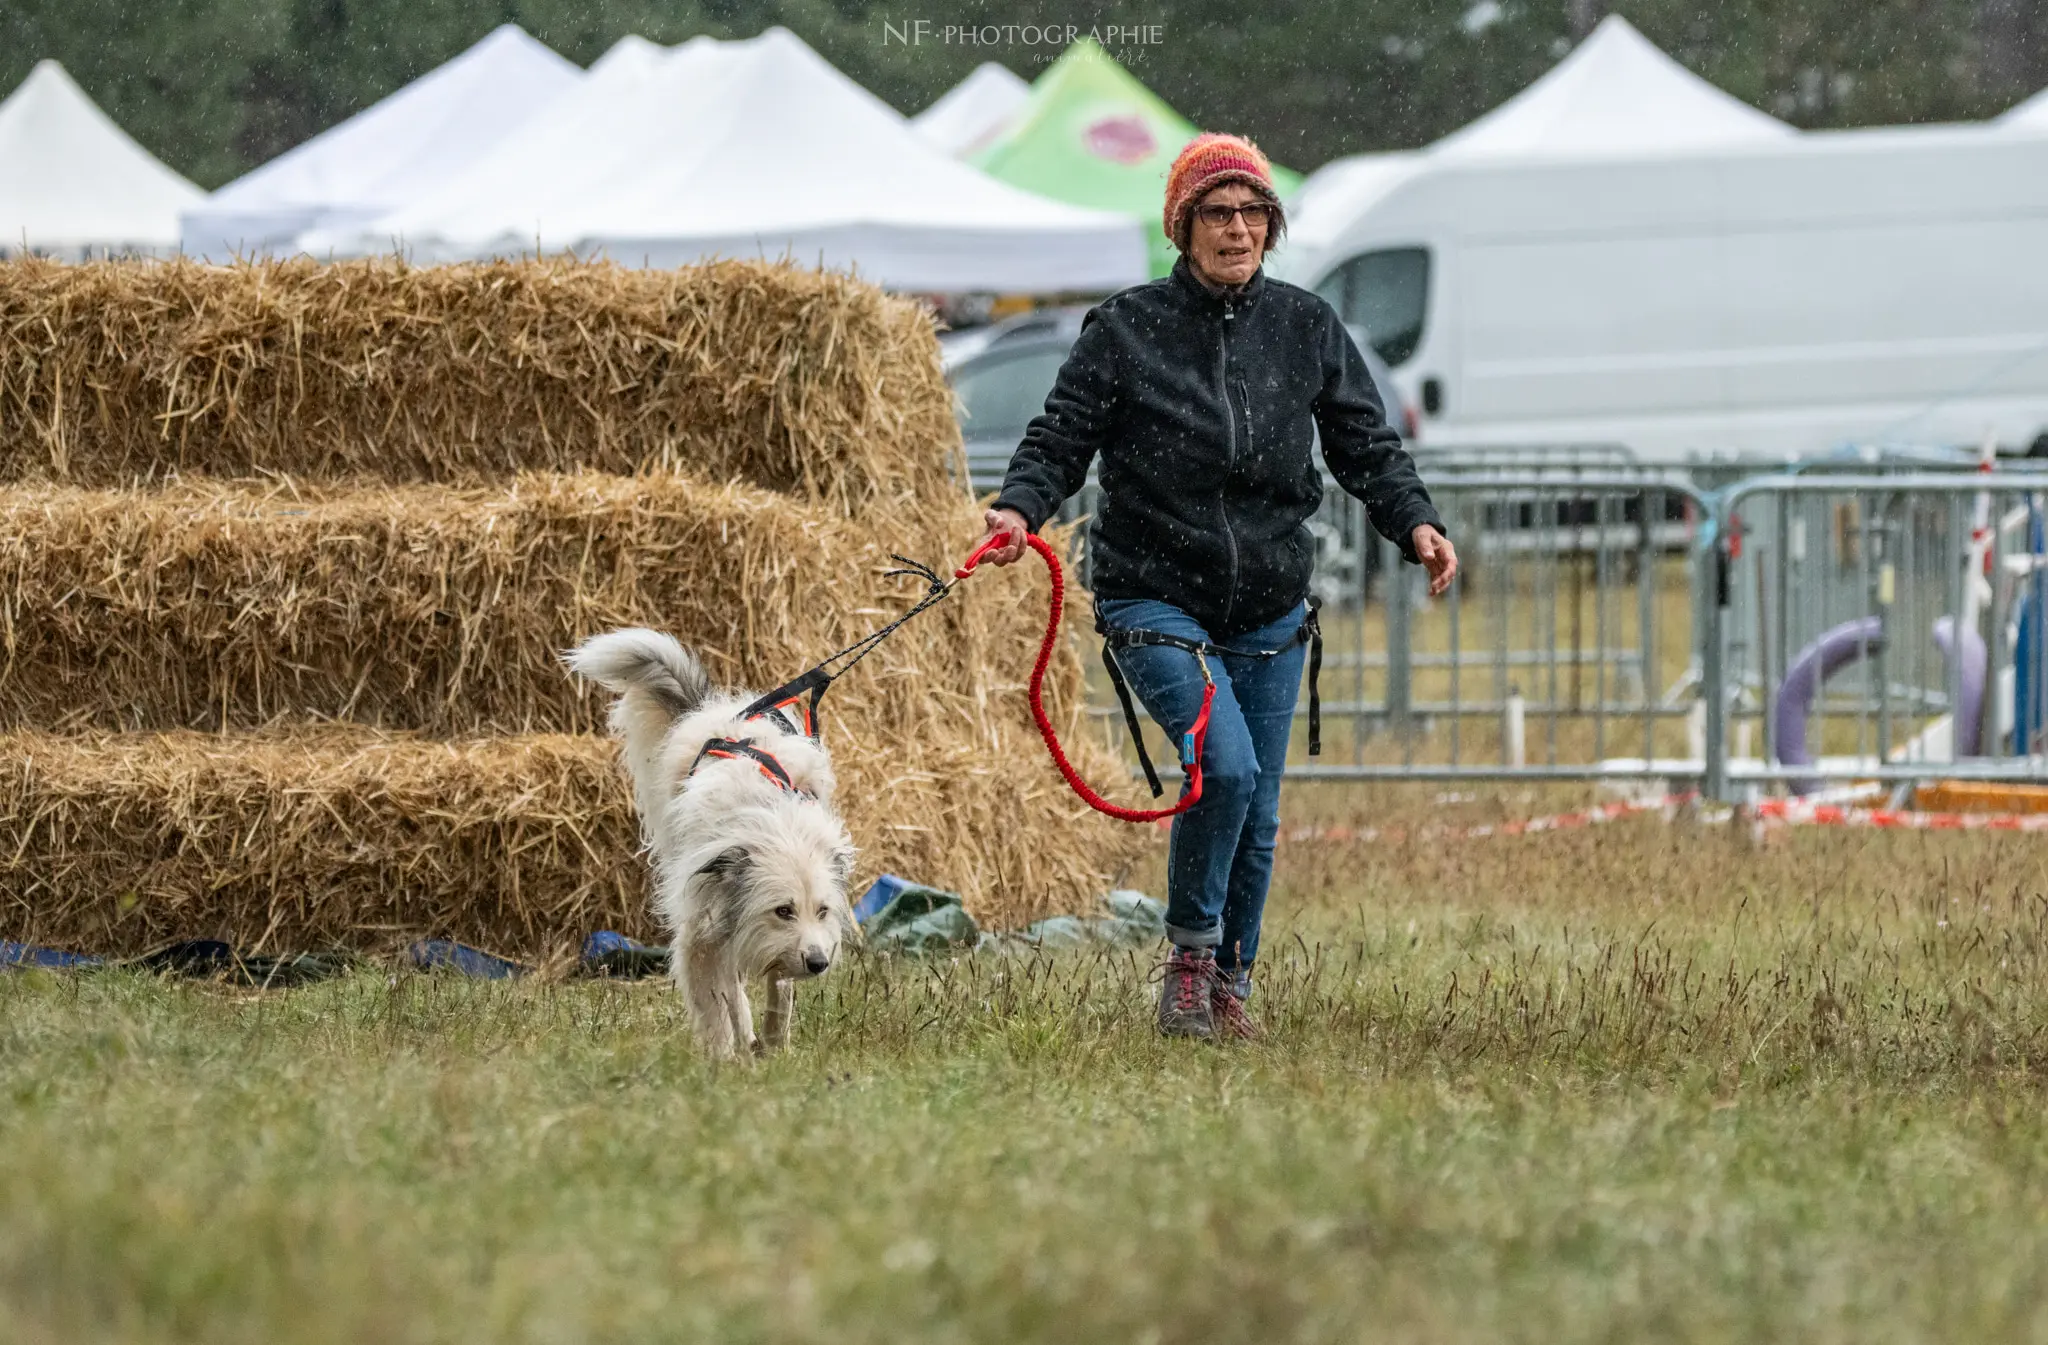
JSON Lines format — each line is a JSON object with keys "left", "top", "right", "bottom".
{"left": 1187, "top": 181, "right": 1269, "bottom": 289}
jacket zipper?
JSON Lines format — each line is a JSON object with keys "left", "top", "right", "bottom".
{"left": 1219, "top": 297, "right": 1240, "bottom": 630}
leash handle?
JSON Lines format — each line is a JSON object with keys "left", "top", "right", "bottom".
{"left": 973, "top": 532, "right": 1214, "bottom": 825}
{"left": 954, "top": 532, "right": 1008, "bottom": 579}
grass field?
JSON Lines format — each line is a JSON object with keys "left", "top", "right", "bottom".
{"left": 8, "top": 785, "right": 2048, "bottom": 1343}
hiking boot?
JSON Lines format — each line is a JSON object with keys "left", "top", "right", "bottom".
{"left": 1210, "top": 973, "right": 1263, "bottom": 1041}
{"left": 1156, "top": 947, "right": 1217, "bottom": 1039}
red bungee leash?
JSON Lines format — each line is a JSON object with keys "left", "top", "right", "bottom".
{"left": 956, "top": 533, "right": 1215, "bottom": 824}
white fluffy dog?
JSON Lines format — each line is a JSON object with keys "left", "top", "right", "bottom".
{"left": 565, "top": 629, "right": 856, "bottom": 1060}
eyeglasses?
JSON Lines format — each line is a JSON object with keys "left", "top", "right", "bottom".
{"left": 1193, "top": 202, "right": 1274, "bottom": 230}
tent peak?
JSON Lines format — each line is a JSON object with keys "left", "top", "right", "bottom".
{"left": 913, "top": 61, "right": 1029, "bottom": 158}
{"left": 1999, "top": 85, "right": 2048, "bottom": 128}
{"left": 1585, "top": 13, "right": 1647, "bottom": 40}
{"left": 21, "top": 59, "right": 89, "bottom": 97}
{"left": 1, "top": 54, "right": 201, "bottom": 252}
{"left": 182, "top": 23, "right": 580, "bottom": 258}
{"left": 1432, "top": 10, "right": 1791, "bottom": 160}
{"left": 592, "top": 34, "right": 670, "bottom": 75}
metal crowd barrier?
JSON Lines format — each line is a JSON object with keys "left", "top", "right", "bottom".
{"left": 967, "top": 440, "right": 2048, "bottom": 800}
{"left": 1057, "top": 467, "right": 1711, "bottom": 783}
{"left": 1294, "top": 469, "right": 1710, "bottom": 780}
{"left": 1704, "top": 472, "right": 2048, "bottom": 798}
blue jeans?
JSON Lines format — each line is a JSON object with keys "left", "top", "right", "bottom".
{"left": 1095, "top": 597, "right": 1308, "bottom": 975}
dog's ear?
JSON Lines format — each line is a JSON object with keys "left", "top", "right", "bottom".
{"left": 698, "top": 845, "right": 751, "bottom": 879}
{"left": 829, "top": 848, "right": 855, "bottom": 885}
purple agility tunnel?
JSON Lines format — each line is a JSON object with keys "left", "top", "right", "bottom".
{"left": 1932, "top": 615, "right": 1987, "bottom": 760}
{"left": 1771, "top": 617, "right": 1885, "bottom": 797}
{"left": 1771, "top": 615, "right": 1988, "bottom": 795}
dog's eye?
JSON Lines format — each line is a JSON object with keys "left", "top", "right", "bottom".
{"left": 774, "top": 904, "right": 797, "bottom": 921}
{"left": 816, "top": 908, "right": 830, "bottom": 922}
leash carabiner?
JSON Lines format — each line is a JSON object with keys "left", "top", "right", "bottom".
{"left": 1180, "top": 647, "right": 1216, "bottom": 784}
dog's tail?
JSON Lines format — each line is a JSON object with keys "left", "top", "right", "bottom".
{"left": 564, "top": 630, "right": 713, "bottom": 802}
{"left": 565, "top": 628, "right": 711, "bottom": 717}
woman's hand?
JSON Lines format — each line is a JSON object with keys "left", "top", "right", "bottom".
{"left": 1412, "top": 525, "right": 1458, "bottom": 597}
{"left": 974, "top": 507, "right": 1031, "bottom": 567}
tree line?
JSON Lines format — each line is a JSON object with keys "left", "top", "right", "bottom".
{"left": 4, "top": 0, "right": 2043, "bottom": 189}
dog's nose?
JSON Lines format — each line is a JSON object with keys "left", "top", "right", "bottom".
{"left": 803, "top": 951, "right": 831, "bottom": 976}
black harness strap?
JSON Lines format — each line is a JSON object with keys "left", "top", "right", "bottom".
{"left": 723, "top": 556, "right": 952, "bottom": 748}
{"left": 1101, "top": 645, "right": 1167, "bottom": 798}
{"left": 1303, "top": 599, "right": 1324, "bottom": 756}
{"left": 688, "top": 737, "right": 811, "bottom": 797}
{"left": 737, "top": 665, "right": 831, "bottom": 743}
{"left": 1099, "top": 598, "right": 1324, "bottom": 797}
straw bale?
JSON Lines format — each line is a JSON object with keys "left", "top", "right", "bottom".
{"left": 0, "top": 475, "right": 1152, "bottom": 947}
{"left": 0, "top": 254, "right": 1158, "bottom": 949}
{"left": 0, "top": 256, "right": 963, "bottom": 510}
{"left": 0, "top": 726, "right": 1149, "bottom": 959}
{"left": 0, "top": 730, "right": 639, "bottom": 960}
{"left": 0, "top": 473, "right": 997, "bottom": 733}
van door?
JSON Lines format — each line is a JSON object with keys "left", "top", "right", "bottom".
{"left": 1312, "top": 244, "right": 1439, "bottom": 420}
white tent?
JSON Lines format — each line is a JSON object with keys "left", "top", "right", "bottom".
{"left": 1998, "top": 85, "right": 2048, "bottom": 129}
{"left": 312, "top": 27, "right": 1145, "bottom": 294}
{"left": 1432, "top": 14, "right": 1793, "bottom": 160}
{"left": 0, "top": 60, "right": 202, "bottom": 256}
{"left": 912, "top": 62, "right": 1029, "bottom": 158}
{"left": 301, "top": 34, "right": 729, "bottom": 259}
{"left": 1282, "top": 16, "right": 1792, "bottom": 280}
{"left": 180, "top": 24, "right": 580, "bottom": 260}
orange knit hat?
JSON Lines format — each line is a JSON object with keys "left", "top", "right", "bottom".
{"left": 1163, "top": 133, "right": 1280, "bottom": 254}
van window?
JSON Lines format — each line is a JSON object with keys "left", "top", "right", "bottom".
{"left": 951, "top": 345, "right": 1072, "bottom": 439}
{"left": 1317, "top": 247, "right": 1430, "bottom": 367}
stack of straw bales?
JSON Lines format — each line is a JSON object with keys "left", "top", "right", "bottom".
{"left": 0, "top": 257, "right": 950, "bottom": 509}
{"left": 0, "top": 256, "right": 1142, "bottom": 959}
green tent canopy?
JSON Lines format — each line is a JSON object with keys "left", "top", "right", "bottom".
{"left": 969, "top": 39, "right": 1302, "bottom": 280}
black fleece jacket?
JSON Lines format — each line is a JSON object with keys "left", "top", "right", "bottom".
{"left": 993, "top": 256, "right": 1444, "bottom": 638}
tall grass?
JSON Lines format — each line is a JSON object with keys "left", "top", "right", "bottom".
{"left": 5, "top": 798, "right": 2048, "bottom": 1342}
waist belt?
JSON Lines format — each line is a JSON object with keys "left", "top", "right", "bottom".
{"left": 1097, "top": 598, "right": 1323, "bottom": 799}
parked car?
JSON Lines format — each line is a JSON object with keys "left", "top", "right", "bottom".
{"left": 943, "top": 304, "right": 1422, "bottom": 497}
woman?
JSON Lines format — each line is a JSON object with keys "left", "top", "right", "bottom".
{"left": 973, "top": 133, "right": 1457, "bottom": 1041}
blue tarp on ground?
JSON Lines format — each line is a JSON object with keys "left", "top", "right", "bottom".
{"left": 4, "top": 885, "right": 1168, "bottom": 981}
{"left": 3, "top": 939, "right": 350, "bottom": 985}
{"left": 2, "top": 940, "right": 103, "bottom": 970}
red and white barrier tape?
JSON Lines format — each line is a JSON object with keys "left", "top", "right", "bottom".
{"left": 1281, "top": 793, "right": 1696, "bottom": 845}
{"left": 1751, "top": 797, "right": 2048, "bottom": 833}
{"left": 1276, "top": 788, "right": 2048, "bottom": 844}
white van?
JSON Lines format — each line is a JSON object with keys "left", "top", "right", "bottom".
{"left": 1276, "top": 124, "right": 2048, "bottom": 463}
